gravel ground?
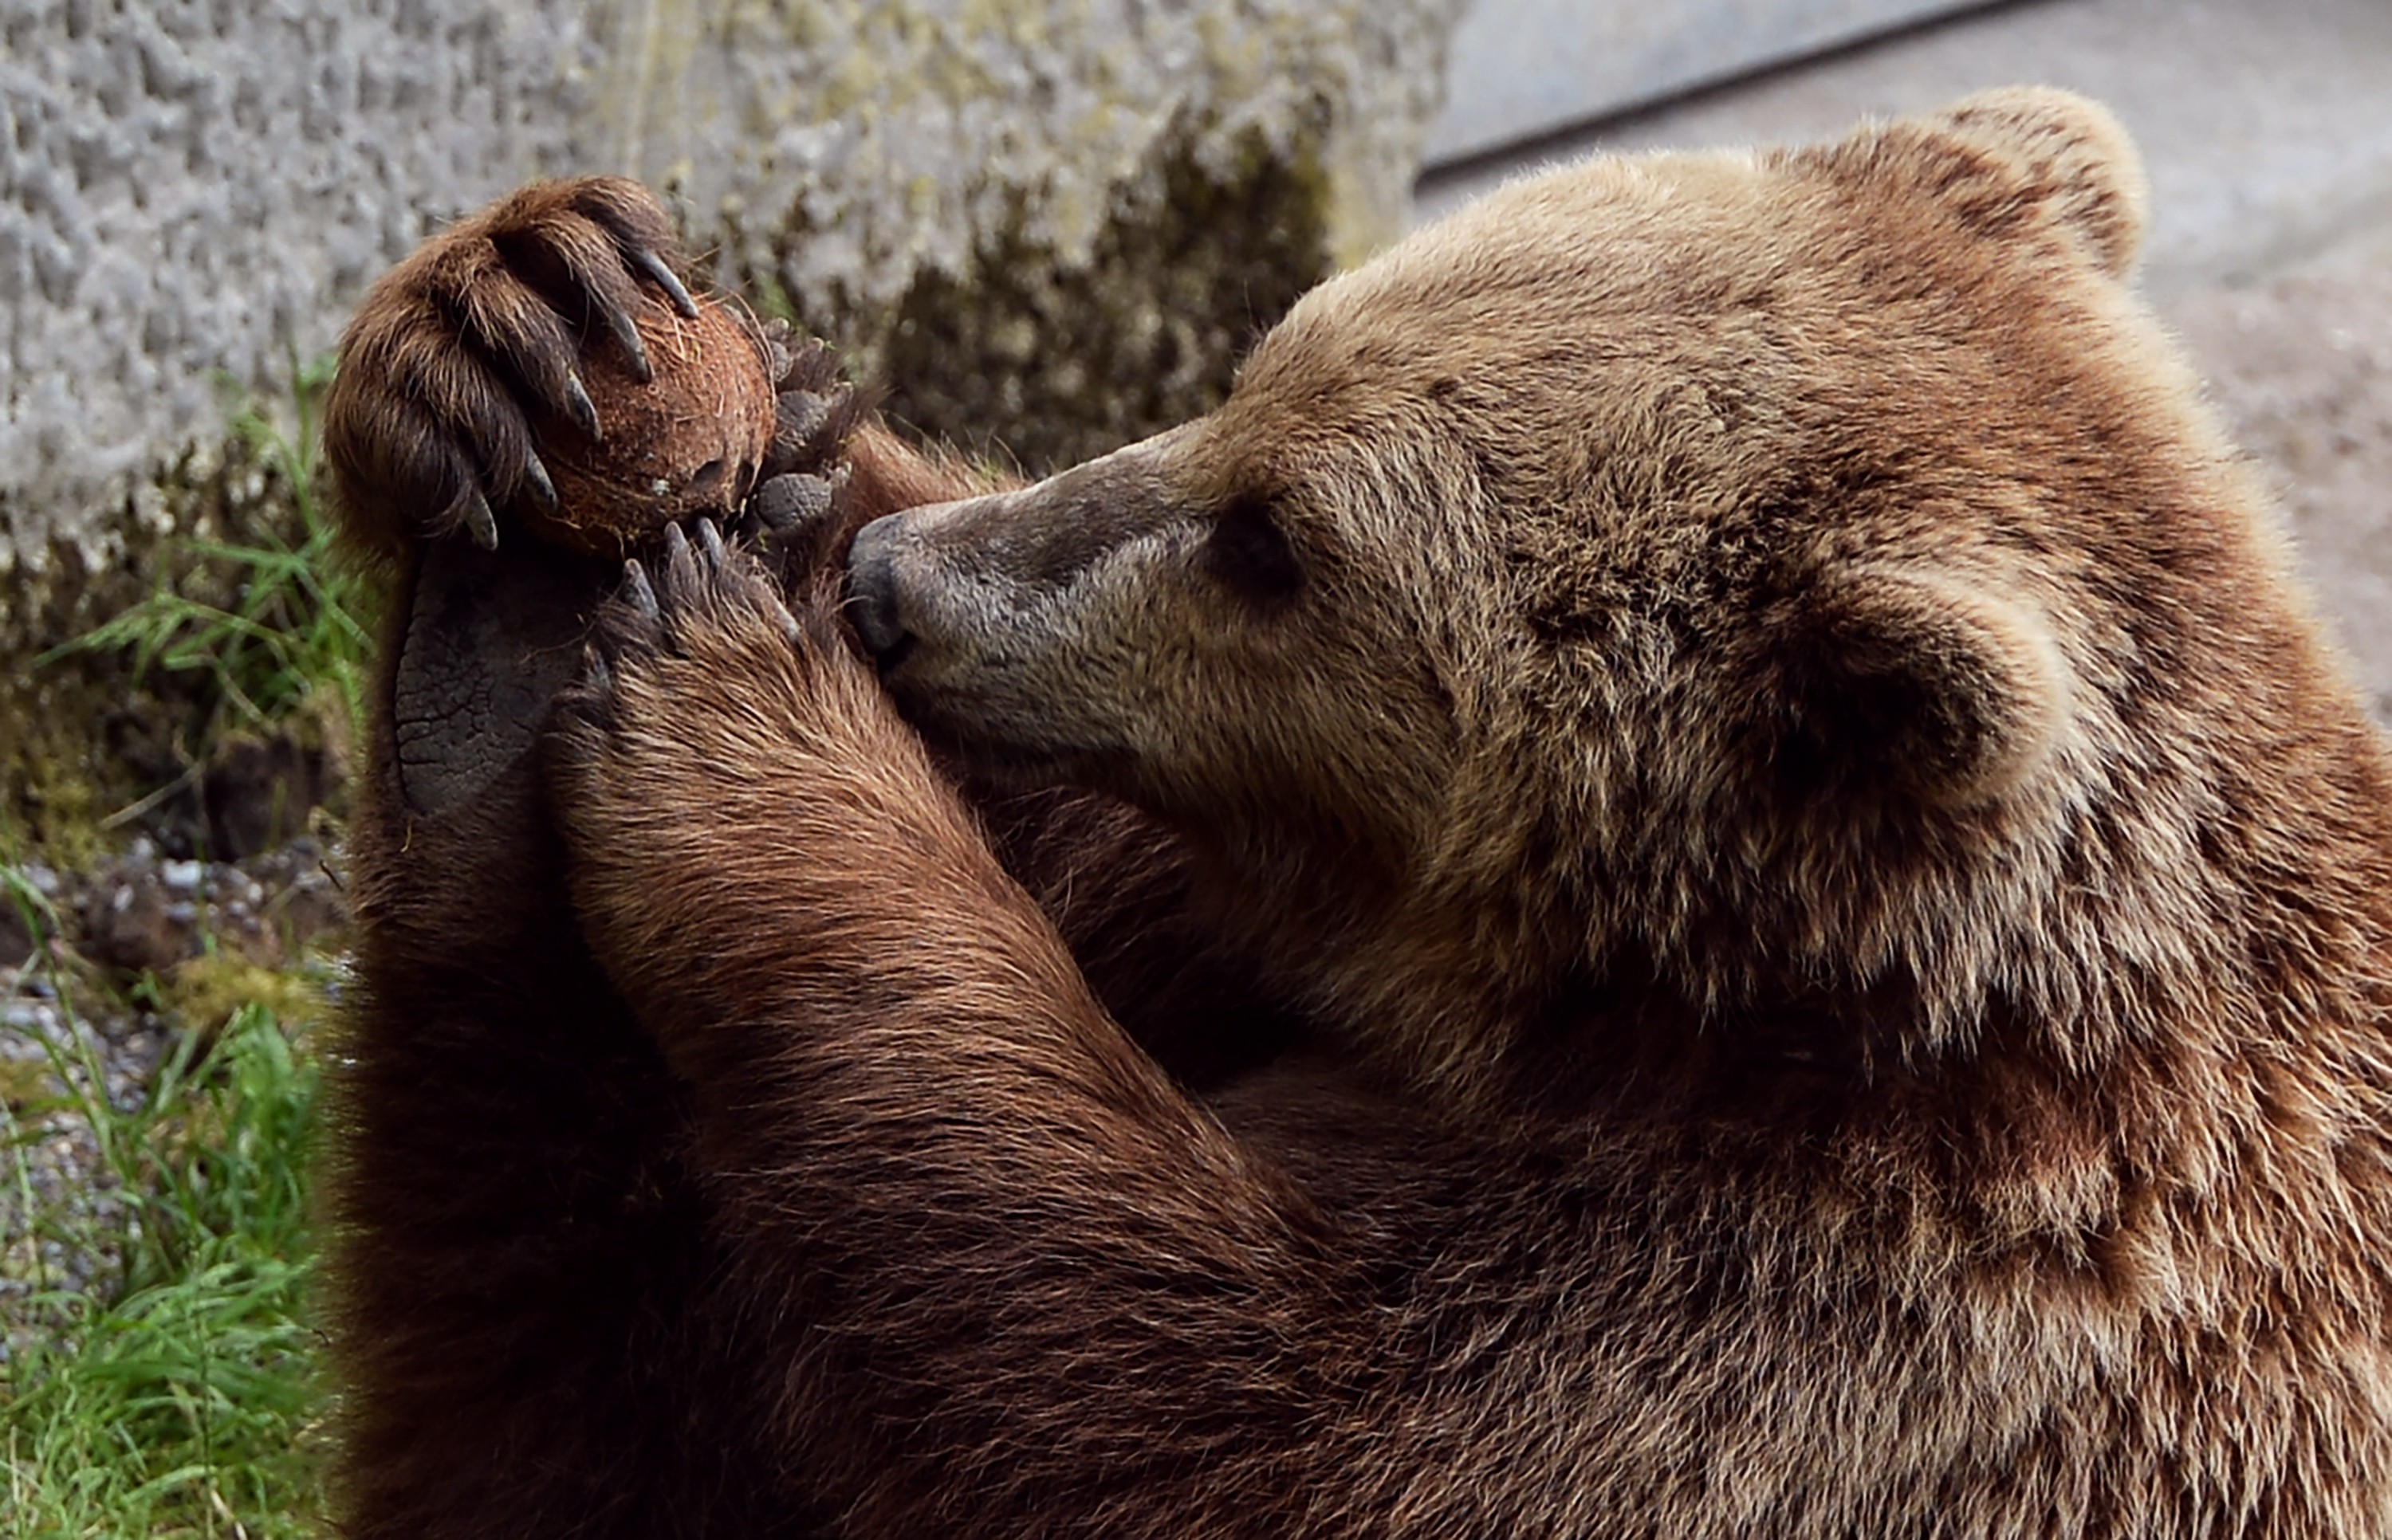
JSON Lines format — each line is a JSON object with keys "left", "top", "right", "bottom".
{"left": 0, "top": 838, "right": 348, "bottom": 1350}
{"left": 0, "top": 957, "right": 169, "bottom": 1338}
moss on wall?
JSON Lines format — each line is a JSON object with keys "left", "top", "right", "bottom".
{"left": 809, "top": 121, "right": 1334, "bottom": 472}
{"left": 1, "top": 441, "right": 340, "bottom": 862}
{"left": 3, "top": 0, "right": 1461, "bottom": 860}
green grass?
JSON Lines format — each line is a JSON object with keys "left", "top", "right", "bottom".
{"left": 43, "top": 352, "right": 375, "bottom": 751}
{"left": 2, "top": 348, "right": 355, "bottom": 1535}
{"left": 0, "top": 870, "right": 331, "bottom": 1539}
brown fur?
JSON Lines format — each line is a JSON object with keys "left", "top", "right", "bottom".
{"left": 321, "top": 179, "right": 1292, "bottom": 1538}
{"left": 333, "top": 86, "right": 2392, "bottom": 1538}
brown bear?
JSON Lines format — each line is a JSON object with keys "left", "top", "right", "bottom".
{"left": 324, "top": 89, "right": 2392, "bottom": 1538}
{"left": 321, "top": 178, "right": 1299, "bottom": 1540}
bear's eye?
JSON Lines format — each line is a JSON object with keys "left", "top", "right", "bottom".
{"left": 1204, "top": 494, "right": 1304, "bottom": 606}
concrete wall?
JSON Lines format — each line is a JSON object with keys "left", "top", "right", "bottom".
{"left": 1, "top": 0, "right": 1463, "bottom": 575}
{"left": 0, "top": 0, "right": 1460, "bottom": 847}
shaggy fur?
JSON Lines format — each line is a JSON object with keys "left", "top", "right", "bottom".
{"left": 330, "top": 88, "right": 2392, "bottom": 1538}
{"left": 321, "top": 179, "right": 1291, "bottom": 1538}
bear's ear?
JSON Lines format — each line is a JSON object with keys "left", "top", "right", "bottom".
{"left": 1843, "top": 87, "right": 2149, "bottom": 278}
{"left": 1769, "top": 567, "right": 2072, "bottom": 809}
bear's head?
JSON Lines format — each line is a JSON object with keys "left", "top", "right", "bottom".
{"left": 850, "top": 90, "right": 2384, "bottom": 1100}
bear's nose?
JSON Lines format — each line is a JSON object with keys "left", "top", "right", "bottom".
{"left": 846, "top": 514, "right": 917, "bottom": 666}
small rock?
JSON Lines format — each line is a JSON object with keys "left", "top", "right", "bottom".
{"left": 80, "top": 871, "right": 193, "bottom": 975}
{"left": 200, "top": 733, "right": 333, "bottom": 858}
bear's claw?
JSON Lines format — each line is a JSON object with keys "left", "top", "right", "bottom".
{"left": 322, "top": 175, "right": 726, "bottom": 559}
{"left": 561, "top": 516, "right": 818, "bottom": 750}
{"left": 629, "top": 246, "right": 700, "bottom": 320}
{"left": 600, "top": 304, "right": 653, "bottom": 385}
{"left": 584, "top": 519, "right": 805, "bottom": 676}
{"left": 561, "top": 371, "right": 603, "bottom": 442}
{"left": 521, "top": 451, "right": 561, "bottom": 514}
{"left": 621, "top": 557, "right": 663, "bottom": 625}
{"left": 452, "top": 484, "right": 501, "bottom": 553}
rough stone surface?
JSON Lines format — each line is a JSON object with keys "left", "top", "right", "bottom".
{"left": 2, "top": 0, "right": 1462, "bottom": 573}
{"left": 1, "top": 0, "right": 592, "bottom": 574}
{"left": 2, "top": 0, "right": 1462, "bottom": 851}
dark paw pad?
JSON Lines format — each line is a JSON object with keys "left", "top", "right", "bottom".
{"left": 731, "top": 352, "right": 868, "bottom": 574}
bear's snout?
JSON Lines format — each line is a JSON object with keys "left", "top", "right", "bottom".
{"left": 847, "top": 513, "right": 916, "bottom": 667}
{"left": 844, "top": 435, "right": 1201, "bottom": 684}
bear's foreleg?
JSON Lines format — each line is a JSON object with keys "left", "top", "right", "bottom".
{"left": 324, "top": 173, "right": 1314, "bottom": 1534}
{"left": 329, "top": 536, "right": 824, "bottom": 1538}
{"left": 548, "top": 525, "right": 1399, "bottom": 1539}
{"left": 323, "top": 177, "right": 843, "bottom": 1538}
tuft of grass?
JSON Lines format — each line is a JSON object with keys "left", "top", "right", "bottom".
{"left": 160, "top": 957, "right": 325, "bottom": 1041}
{"left": 44, "top": 353, "right": 375, "bottom": 753}
{"left": 2, "top": 866, "right": 331, "bottom": 1538}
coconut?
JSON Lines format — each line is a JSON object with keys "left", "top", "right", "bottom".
{"left": 524, "top": 296, "right": 778, "bottom": 556}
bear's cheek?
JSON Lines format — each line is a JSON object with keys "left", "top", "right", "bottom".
{"left": 880, "top": 646, "right": 1135, "bottom": 783}
{"left": 871, "top": 584, "right": 1196, "bottom": 788}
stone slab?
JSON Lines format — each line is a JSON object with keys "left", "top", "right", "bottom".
{"left": 1426, "top": 0, "right": 1993, "bottom": 164}
{"left": 1416, "top": 0, "right": 2392, "bottom": 292}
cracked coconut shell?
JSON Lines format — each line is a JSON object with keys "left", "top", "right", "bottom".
{"left": 525, "top": 297, "right": 778, "bottom": 556}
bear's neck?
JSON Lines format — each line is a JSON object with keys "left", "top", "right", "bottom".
{"left": 1219, "top": 711, "right": 2392, "bottom": 1161}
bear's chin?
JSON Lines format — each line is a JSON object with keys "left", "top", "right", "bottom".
{"left": 883, "top": 682, "right": 1135, "bottom": 795}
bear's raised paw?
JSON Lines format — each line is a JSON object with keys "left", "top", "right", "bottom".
{"left": 547, "top": 517, "right": 875, "bottom": 860}
{"left": 323, "top": 176, "right": 866, "bottom": 570}
{"left": 544, "top": 514, "right": 934, "bottom": 1064}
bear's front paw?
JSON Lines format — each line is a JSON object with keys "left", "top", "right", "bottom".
{"left": 557, "top": 517, "right": 821, "bottom": 746}
{"left": 545, "top": 516, "right": 900, "bottom": 1044}
{"left": 548, "top": 514, "right": 873, "bottom": 847}
{"left": 322, "top": 175, "right": 867, "bottom": 568}
{"left": 323, "top": 177, "right": 703, "bottom": 557}
{"left": 546, "top": 518, "right": 808, "bottom": 973}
